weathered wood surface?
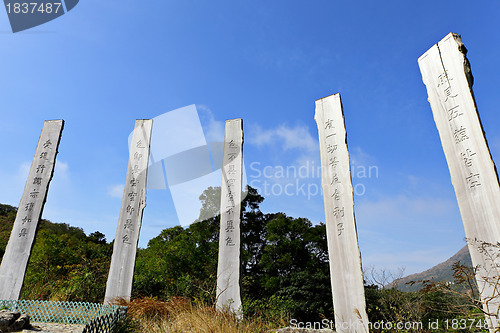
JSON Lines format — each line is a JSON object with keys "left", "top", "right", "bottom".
{"left": 105, "top": 119, "right": 153, "bottom": 304}
{"left": 315, "top": 94, "right": 369, "bottom": 333}
{"left": 0, "top": 120, "right": 64, "bottom": 300}
{"left": 419, "top": 33, "right": 500, "bottom": 330}
{"left": 216, "top": 118, "right": 243, "bottom": 315}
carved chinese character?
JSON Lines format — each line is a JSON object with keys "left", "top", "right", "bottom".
{"left": 227, "top": 165, "right": 236, "bottom": 175}
{"left": 130, "top": 178, "right": 138, "bottom": 186}
{"left": 325, "top": 119, "right": 334, "bottom": 130}
{"left": 36, "top": 165, "right": 46, "bottom": 173}
{"left": 466, "top": 172, "right": 481, "bottom": 188}
{"left": 447, "top": 105, "right": 463, "bottom": 121}
{"left": 453, "top": 126, "right": 469, "bottom": 144}
{"left": 131, "top": 164, "right": 140, "bottom": 174}
{"left": 331, "top": 189, "right": 340, "bottom": 201}
{"left": 19, "top": 228, "right": 28, "bottom": 237}
{"left": 228, "top": 140, "right": 238, "bottom": 149}
{"left": 39, "top": 152, "right": 48, "bottom": 160}
{"left": 22, "top": 216, "right": 31, "bottom": 224}
{"left": 443, "top": 87, "right": 458, "bottom": 102}
{"left": 126, "top": 205, "right": 135, "bottom": 215}
{"left": 122, "top": 234, "right": 132, "bottom": 244}
{"left": 461, "top": 149, "right": 476, "bottom": 168}
{"left": 329, "top": 157, "right": 339, "bottom": 168}
{"left": 29, "top": 190, "right": 39, "bottom": 198}
{"left": 134, "top": 152, "right": 143, "bottom": 161}
{"left": 333, "top": 206, "right": 345, "bottom": 218}
{"left": 437, "top": 70, "right": 452, "bottom": 87}
{"left": 327, "top": 144, "right": 338, "bottom": 154}
{"left": 128, "top": 192, "right": 138, "bottom": 201}
{"left": 33, "top": 177, "right": 42, "bottom": 185}
{"left": 227, "top": 153, "right": 237, "bottom": 162}
{"left": 226, "top": 220, "right": 235, "bottom": 232}
{"left": 43, "top": 140, "right": 52, "bottom": 149}
{"left": 225, "top": 236, "right": 235, "bottom": 246}
{"left": 330, "top": 174, "right": 340, "bottom": 185}
{"left": 337, "top": 222, "right": 344, "bottom": 236}
{"left": 226, "top": 207, "right": 234, "bottom": 216}
{"left": 25, "top": 202, "right": 34, "bottom": 212}
{"left": 326, "top": 133, "right": 336, "bottom": 139}
{"left": 136, "top": 140, "right": 145, "bottom": 149}
{"left": 124, "top": 219, "right": 133, "bottom": 230}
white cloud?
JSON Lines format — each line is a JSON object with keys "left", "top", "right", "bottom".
{"left": 197, "top": 104, "right": 225, "bottom": 142}
{"left": 355, "top": 193, "right": 465, "bottom": 275}
{"left": 362, "top": 247, "right": 455, "bottom": 276}
{"left": 247, "top": 123, "right": 318, "bottom": 153}
{"left": 108, "top": 184, "right": 125, "bottom": 198}
{"left": 19, "top": 162, "right": 31, "bottom": 179}
{"left": 350, "top": 146, "right": 376, "bottom": 169}
{"left": 0, "top": 162, "right": 31, "bottom": 205}
{"left": 0, "top": 160, "right": 72, "bottom": 207}
{"left": 357, "top": 195, "right": 455, "bottom": 223}
{"left": 275, "top": 125, "right": 317, "bottom": 152}
{"left": 54, "top": 160, "right": 70, "bottom": 181}
{"left": 248, "top": 124, "right": 274, "bottom": 146}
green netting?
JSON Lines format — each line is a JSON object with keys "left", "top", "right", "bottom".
{"left": 83, "top": 308, "right": 127, "bottom": 333}
{"left": 0, "top": 300, "right": 126, "bottom": 328}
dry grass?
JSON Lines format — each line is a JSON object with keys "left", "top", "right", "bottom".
{"left": 113, "top": 297, "right": 285, "bottom": 333}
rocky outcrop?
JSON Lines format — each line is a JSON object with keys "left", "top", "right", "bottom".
{"left": 0, "top": 310, "right": 30, "bottom": 332}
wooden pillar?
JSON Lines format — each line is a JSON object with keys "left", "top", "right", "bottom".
{"left": 419, "top": 33, "right": 500, "bottom": 330}
{"left": 105, "top": 119, "right": 153, "bottom": 304}
{"left": 0, "top": 120, "right": 64, "bottom": 300}
{"left": 216, "top": 118, "right": 243, "bottom": 316}
{"left": 315, "top": 94, "right": 369, "bottom": 332}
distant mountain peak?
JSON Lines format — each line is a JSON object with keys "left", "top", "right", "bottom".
{"left": 388, "top": 245, "right": 472, "bottom": 292}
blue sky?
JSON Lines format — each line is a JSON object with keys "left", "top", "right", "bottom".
{"left": 1, "top": 0, "right": 500, "bottom": 276}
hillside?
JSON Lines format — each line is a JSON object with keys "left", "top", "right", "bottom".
{"left": 0, "top": 203, "right": 112, "bottom": 302}
{"left": 392, "top": 245, "right": 472, "bottom": 292}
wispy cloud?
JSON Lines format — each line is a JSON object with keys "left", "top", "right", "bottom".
{"left": 108, "top": 184, "right": 125, "bottom": 199}
{"left": 247, "top": 123, "right": 318, "bottom": 153}
{"left": 54, "top": 160, "right": 70, "bottom": 181}
{"left": 19, "top": 162, "right": 31, "bottom": 179}
{"left": 357, "top": 195, "right": 455, "bottom": 223}
{"left": 350, "top": 146, "right": 377, "bottom": 168}
{"left": 197, "top": 104, "right": 225, "bottom": 143}
{"left": 362, "top": 247, "right": 456, "bottom": 276}
{"left": 356, "top": 193, "right": 464, "bottom": 275}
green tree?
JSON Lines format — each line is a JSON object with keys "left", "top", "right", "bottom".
{"left": 134, "top": 186, "right": 333, "bottom": 321}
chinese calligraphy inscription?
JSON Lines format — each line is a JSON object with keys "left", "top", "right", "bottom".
{"left": 216, "top": 118, "right": 243, "bottom": 317}
{"left": 315, "top": 94, "right": 368, "bottom": 333}
{"left": 0, "top": 120, "right": 64, "bottom": 300}
{"left": 419, "top": 33, "right": 500, "bottom": 332}
{"left": 105, "top": 119, "right": 153, "bottom": 304}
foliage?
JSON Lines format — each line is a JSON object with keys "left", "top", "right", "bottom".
{"left": 133, "top": 186, "right": 333, "bottom": 322}
{"left": 0, "top": 206, "right": 112, "bottom": 302}
{"left": 2, "top": 194, "right": 499, "bottom": 330}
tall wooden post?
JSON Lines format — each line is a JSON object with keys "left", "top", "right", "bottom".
{"left": 0, "top": 120, "right": 64, "bottom": 300}
{"left": 105, "top": 119, "right": 153, "bottom": 304}
{"left": 315, "top": 94, "right": 369, "bottom": 333}
{"left": 419, "top": 33, "right": 500, "bottom": 331}
{"left": 216, "top": 118, "right": 243, "bottom": 316}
